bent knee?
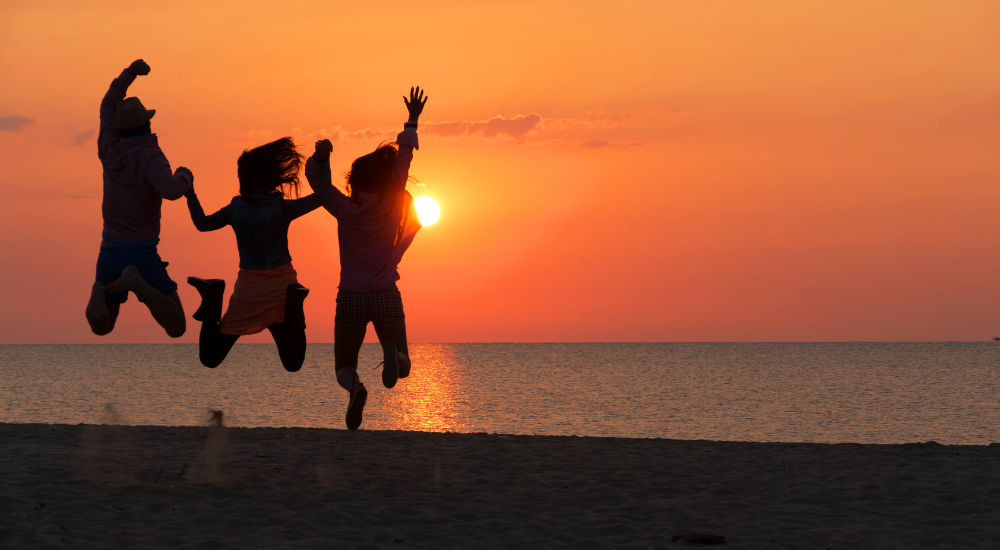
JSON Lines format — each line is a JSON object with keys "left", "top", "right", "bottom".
{"left": 90, "top": 324, "right": 114, "bottom": 336}
{"left": 87, "top": 315, "right": 115, "bottom": 336}
{"left": 199, "top": 351, "right": 227, "bottom": 368}
{"left": 166, "top": 326, "right": 186, "bottom": 339}
{"left": 200, "top": 357, "right": 223, "bottom": 368}
{"left": 283, "top": 362, "right": 303, "bottom": 373}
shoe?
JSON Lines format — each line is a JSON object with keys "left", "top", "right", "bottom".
{"left": 381, "top": 342, "right": 399, "bottom": 389}
{"left": 284, "top": 283, "right": 309, "bottom": 330}
{"left": 397, "top": 351, "right": 411, "bottom": 378}
{"left": 346, "top": 382, "right": 367, "bottom": 430}
{"left": 187, "top": 277, "right": 225, "bottom": 322}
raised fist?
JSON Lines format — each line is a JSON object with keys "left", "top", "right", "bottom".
{"left": 314, "top": 139, "right": 333, "bottom": 162}
{"left": 127, "top": 59, "right": 151, "bottom": 76}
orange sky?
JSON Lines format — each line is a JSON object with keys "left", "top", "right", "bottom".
{"left": 2, "top": 0, "right": 999, "bottom": 343}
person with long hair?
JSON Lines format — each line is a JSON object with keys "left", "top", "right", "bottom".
{"left": 305, "top": 87, "right": 428, "bottom": 429}
{"left": 184, "top": 137, "right": 329, "bottom": 372}
{"left": 86, "top": 59, "right": 193, "bottom": 338}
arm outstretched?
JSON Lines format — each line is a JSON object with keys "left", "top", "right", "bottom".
{"left": 392, "top": 86, "right": 427, "bottom": 189}
{"left": 185, "top": 185, "right": 231, "bottom": 232}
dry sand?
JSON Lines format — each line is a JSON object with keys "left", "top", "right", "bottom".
{"left": 0, "top": 422, "right": 997, "bottom": 549}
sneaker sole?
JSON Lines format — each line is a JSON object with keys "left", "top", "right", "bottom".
{"left": 346, "top": 386, "right": 368, "bottom": 430}
{"left": 382, "top": 342, "right": 399, "bottom": 389}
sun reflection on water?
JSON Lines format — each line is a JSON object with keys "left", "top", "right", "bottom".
{"left": 374, "top": 344, "right": 476, "bottom": 433}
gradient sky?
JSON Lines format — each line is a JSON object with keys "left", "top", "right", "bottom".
{"left": 1, "top": 0, "right": 999, "bottom": 343}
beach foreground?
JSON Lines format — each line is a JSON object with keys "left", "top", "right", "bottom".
{"left": 1, "top": 423, "right": 997, "bottom": 549}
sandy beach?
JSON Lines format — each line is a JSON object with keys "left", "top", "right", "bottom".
{"left": 1, "top": 422, "right": 997, "bottom": 549}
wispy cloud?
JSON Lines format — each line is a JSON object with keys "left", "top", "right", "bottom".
{"left": 231, "top": 105, "right": 676, "bottom": 150}
{"left": 423, "top": 114, "right": 542, "bottom": 139}
{"left": 292, "top": 126, "right": 394, "bottom": 143}
{"left": 558, "top": 106, "right": 675, "bottom": 129}
{"left": 74, "top": 129, "right": 95, "bottom": 146}
{"left": 226, "top": 129, "right": 276, "bottom": 149}
{"left": 0, "top": 115, "right": 34, "bottom": 132}
{"left": 227, "top": 127, "right": 398, "bottom": 150}
{"left": 417, "top": 107, "right": 673, "bottom": 146}
{"left": 582, "top": 138, "right": 644, "bottom": 148}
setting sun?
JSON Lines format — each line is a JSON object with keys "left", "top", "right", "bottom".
{"left": 414, "top": 196, "right": 440, "bottom": 227}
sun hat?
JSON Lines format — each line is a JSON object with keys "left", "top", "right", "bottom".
{"left": 114, "top": 97, "right": 156, "bottom": 130}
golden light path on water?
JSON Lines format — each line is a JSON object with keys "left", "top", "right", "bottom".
{"left": 377, "top": 344, "right": 473, "bottom": 432}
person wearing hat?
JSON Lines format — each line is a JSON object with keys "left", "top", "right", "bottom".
{"left": 85, "top": 59, "right": 193, "bottom": 338}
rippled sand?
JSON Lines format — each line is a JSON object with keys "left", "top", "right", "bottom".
{"left": 1, "top": 423, "right": 997, "bottom": 548}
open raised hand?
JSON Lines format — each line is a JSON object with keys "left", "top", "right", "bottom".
{"left": 127, "top": 59, "right": 151, "bottom": 76}
{"left": 404, "top": 86, "right": 428, "bottom": 122}
{"left": 314, "top": 139, "right": 333, "bottom": 162}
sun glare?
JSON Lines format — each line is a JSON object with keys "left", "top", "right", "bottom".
{"left": 414, "top": 196, "right": 441, "bottom": 226}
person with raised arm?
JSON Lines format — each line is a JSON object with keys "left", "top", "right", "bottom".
{"left": 305, "top": 87, "right": 428, "bottom": 430}
{"left": 86, "top": 59, "right": 193, "bottom": 338}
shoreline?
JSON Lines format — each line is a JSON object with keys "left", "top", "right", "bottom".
{"left": 4, "top": 421, "right": 999, "bottom": 447}
{"left": 2, "top": 423, "right": 997, "bottom": 548}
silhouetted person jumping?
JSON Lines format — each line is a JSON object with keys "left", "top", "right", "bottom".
{"left": 305, "top": 86, "right": 428, "bottom": 430}
{"left": 86, "top": 59, "right": 192, "bottom": 338}
{"left": 185, "top": 137, "right": 327, "bottom": 372}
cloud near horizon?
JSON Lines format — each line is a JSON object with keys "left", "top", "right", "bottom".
{"left": 423, "top": 114, "right": 542, "bottom": 139}
{"left": 581, "top": 138, "right": 644, "bottom": 148}
{"left": 228, "top": 127, "right": 396, "bottom": 149}
{"left": 0, "top": 115, "right": 34, "bottom": 132}
{"left": 74, "top": 129, "right": 95, "bottom": 146}
{"left": 228, "top": 106, "right": 672, "bottom": 150}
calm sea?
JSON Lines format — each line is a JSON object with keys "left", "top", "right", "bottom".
{"left": 1, "top": 343, "right": 997, "bottom": 444}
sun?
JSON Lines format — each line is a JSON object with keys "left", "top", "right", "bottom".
{"left": 413, "top": 196, "right": 441, "bottom": 226}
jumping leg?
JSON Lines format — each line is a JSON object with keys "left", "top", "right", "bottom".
{"left": 268, "top": 323, "right": 306, "bottom": 372}
{"left": 103, "top": 265, "right": 186, "bottom": 338}
{"left": 199, "top": 322, "right": 239, "bottom": 368}
{"left": 85, "top": 282, "right": 121, "bottom": 336}
{"left": 335, "top": 323, "right": 368, "bottom": 430}
{"left": 267, "top": 283, "right": 310, "bottom": 373}
{"left": 374, "top": 321, "right": 411, "bottom": 380}
{"left": 335, "top": 323, "right": 367, "bottom": 390}
{"left": 187, "top": 277, "right": 237, "bottom": 367}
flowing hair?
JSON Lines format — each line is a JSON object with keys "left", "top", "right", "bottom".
{"left": 237, "top": 137, "right": 303, "bottom": 199}
{"left": 344, "top": 141, "right": 401, "bottom": 201}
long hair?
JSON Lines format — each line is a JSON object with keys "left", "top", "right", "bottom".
{"left": 237, "top": 137, "right": 303, "bottom": 199}
{"left": 345, "top": 141, "right": 399, "bottom": 199}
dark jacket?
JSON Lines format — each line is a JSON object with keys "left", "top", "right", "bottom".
{"left": 99, "top": 69, "right": 192, "bottom": 241}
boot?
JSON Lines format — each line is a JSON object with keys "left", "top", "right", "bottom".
{"left": 284, "top": 283, "right": 309, "bottom": 330}
{"left": 187, "top": 277, "right": 226, "bottom": 322}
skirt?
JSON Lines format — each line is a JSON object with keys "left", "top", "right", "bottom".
{"left": 219, "top": 262, "right": 298, "bottom": 336}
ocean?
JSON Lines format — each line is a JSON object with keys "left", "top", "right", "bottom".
{"left": 1, "top": 343, "right": 997, "bottom": 444}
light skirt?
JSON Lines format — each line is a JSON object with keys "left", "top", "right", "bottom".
{"left": 219, "top": 262, "right": 298, "bottom": 336}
